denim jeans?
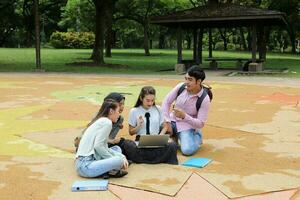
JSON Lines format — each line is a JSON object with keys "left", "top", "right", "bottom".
{"left": 75, "top": 150, "right": 123, "bottom": 178}
{"left": 171, "top": 122, "right": 202, "bottom": 156}
{"left": 110, "top": 145, "right": 122, "bottom": 153}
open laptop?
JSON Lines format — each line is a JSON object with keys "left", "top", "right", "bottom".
{"left": 137, "top": 135, "right": 169, "bottom": 148}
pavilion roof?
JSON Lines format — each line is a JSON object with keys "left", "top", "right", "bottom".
{"left": 150, "top": 3, "right": 287, "bottom": 28}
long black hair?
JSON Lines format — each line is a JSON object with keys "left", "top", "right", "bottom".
{"left": 104, "top": 92, "right": 125, "bottom": 103}
{"left": 134, "top": 86, "right": 156, "bottom": 107}
{"left": 86, "top": 99, "right": 119, "bottom": 128}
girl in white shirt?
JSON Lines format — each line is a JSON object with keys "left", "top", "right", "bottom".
{"left": 122, "top": 86, "right": 178, "bottom": 165}
{"left": 75, "top": 99, "right": 129, "bottom": 178}
{"left": 129, "top": 86, "right": 167, "bottom": 140}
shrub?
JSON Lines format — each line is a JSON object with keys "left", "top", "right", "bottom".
{"left": 215, "top": 42, "right": 224, "bottom": 50}
{"left": 50, "top": 32, "right": 95, "bottom": 49}
{"left": 227, "top": 43, "right": 235, "bottom": 50}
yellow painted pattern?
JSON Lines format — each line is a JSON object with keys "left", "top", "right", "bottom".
{"left": 0, "top": 105, "right": 86, "bottom": 157}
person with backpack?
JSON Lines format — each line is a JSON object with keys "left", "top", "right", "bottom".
{"left": 75, "top": 99, "right": 129, "bottom": 178}
{"left": 162, "top": 65, "right": 212, "bottom": 156}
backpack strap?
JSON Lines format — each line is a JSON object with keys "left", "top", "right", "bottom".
{"left": 196, "top": 88, "right": 208, "bottom": 111}
{"left": 176, "top": 83, "right": 208, "bottom": 112}
{"left": 176, "top": 83, "right": 186, "bottom": 97}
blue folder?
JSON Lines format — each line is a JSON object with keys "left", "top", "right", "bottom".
{"left": 182, "top": 157, "right": 212, "bottom": 168}
{"left": 71, "top": 180, "right": 108, "bottom": 192}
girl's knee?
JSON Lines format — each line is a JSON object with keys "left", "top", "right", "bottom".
{"left": 111, "top": 145, "right": 122, "bottom": 153}
{"left": 115, "top": 157, "right": 124, "bottom": 167}
{"left": 180, "top": 145, "right": 195, "bottom": 156}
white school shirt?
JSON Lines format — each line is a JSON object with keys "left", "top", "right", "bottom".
{"left": 76, "top": 117, "right": 124, "bottom": 160}
{"left": 128, "top": 105, "right": 164, "bottom": 136}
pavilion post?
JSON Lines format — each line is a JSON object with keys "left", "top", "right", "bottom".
{"left": 177, "top": 25, "right": 183, "bottom": 63}
{"left": 258, "top": 26, "right": 267, "bottom": 61}
{"left": 198, "top": 28, "right": 203, "bottom": 64}
{"left": 193, "top": 29, "right": 198, "bottom": 63}
{"left": 251, "top": 25, "right": 257, "bottom": 62}
{"left": 208, "top": 28, "right": 213, "bottom": 58}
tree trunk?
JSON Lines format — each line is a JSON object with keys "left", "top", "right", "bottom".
{"left": 91, "top": 0, "right": 105, "bottom": 64}
{"left": 208, "top": 28, "right": 212, "bottom": 58}
{"left": 23, "top": 0, "right": 34, "bottom": 47}
{"left": 219, "top": 28, "right": 227, "bottom": 51}
{"left": 265, "top": 27, "right": 271, "bottom": 51}
{"left": 158, "top": 28, "right": 165, "bottom": 49}
{"left": 143, "top": 20, "right": 150, "bottom": 56}
{"left": 239, "top": 27, "right": 247, "bottom": 50}
{"left": 34, "top": 0, "right": 41, "bottom": 69}
{"left": 111, "top": 30, "right": 117, "bottom": 48}
{"left": 105, "top": 0, "right": 114, "bottom": 58}
{"left": 287, "top": 26, "right": 296, "bottom": 54}
{"left": 186, "top": 34, "right": 191, "bottom": 50}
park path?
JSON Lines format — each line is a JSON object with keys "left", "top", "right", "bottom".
{"left": 1, "top": 71, "right": 300, "bottom": 87}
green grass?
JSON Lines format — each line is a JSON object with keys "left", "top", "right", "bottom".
{"left": 0, "top": 48, "right": 299, "bottom": 76}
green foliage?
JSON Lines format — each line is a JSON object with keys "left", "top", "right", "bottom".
{"left": 1, "top": 0, "right": 299, "bottom": 52}
{"left": 59, "top": 0, "right": 94, "bottom": 32}
{"left": 50, "top": 31, "right": 94, "bottom": 49}
{"left": 0, "top": 0, "right": 22, "bottom": 47}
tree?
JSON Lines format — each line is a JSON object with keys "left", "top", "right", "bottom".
{"left": 0, "top": 0, "right": 21, "bottom": 47}
{"left": 59, "top": 0, "right": 94, "bottom": 32}
{"left": 34, "top": 0, "right": 41, "bottom": 69}
{"left": 104, "top": 0, "right": 118, "bottom": 57}
{"left": 90, "top": 0, "right": 106, "bottom": 64}
{"left": 39, "top": 0, "right": 68, "bottom": 41}
{"left": 115, "top": 0, "right": 164, "bottom": 56}
{"left": 268, "top": 0, "right": 299, "bottom": 53}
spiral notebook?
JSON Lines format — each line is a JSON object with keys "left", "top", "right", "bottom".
{"left": 71, "top": 180, "right": 108, "bottom": 192}
{"left": 182, "top": 157, "right": 212, "bottom": 168}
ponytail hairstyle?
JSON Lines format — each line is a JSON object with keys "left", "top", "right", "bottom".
{"left": 86, "top": 99, "right": 119, "bottom": 128}
{"left": 134, "top": 86, "right": 156, "bottom": 107}
{"left": 104, "top": 92, "right": 125, "bottom": 103}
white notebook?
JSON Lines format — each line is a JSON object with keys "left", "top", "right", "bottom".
{"left": 71, "top": 180, "right": 108, "bottom": 192}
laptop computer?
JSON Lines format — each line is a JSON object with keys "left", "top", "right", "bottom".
{"left": 137, "top": 135, "right": 169, "bottom": 148}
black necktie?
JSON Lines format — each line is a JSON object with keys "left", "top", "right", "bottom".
{"left": 145, "top": 112, "right": 150, "bottom": 135}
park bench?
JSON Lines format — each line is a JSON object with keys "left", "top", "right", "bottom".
{"left": 204, "top": 57, "right": 264, "bottom": 71}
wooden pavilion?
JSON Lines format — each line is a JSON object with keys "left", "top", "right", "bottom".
{"left": 150, "top": 1, "right": 287, "bottom": 71}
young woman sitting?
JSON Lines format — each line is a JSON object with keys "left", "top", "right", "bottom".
{"left": 119, "top": 86, "right": 178, "bottom": 165}
{"left": 75, "top": 99, "right": 129, "bottom": 178}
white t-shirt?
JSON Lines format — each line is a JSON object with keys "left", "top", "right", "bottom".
{"left": 76, "top": 117, "right": 124, "bottom": 160}
{"left": 128, "top": 105, "right": 164, "bottom": 136}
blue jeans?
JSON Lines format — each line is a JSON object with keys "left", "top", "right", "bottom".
{"left": 110, "top": 145, "right": 122, "bottom": 153}
{"left": 75, "top": 151, "right": 123, "bottom": 178}
{"left": 171, "top": 122, "right": 202, "bottom": 156}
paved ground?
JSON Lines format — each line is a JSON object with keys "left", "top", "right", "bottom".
{"left": 0, "top": 71, "right": 300, "bottom": 200}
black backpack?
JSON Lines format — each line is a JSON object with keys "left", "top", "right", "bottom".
{"left": 176, "top": 83, "right": 213, "bottom": 112}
